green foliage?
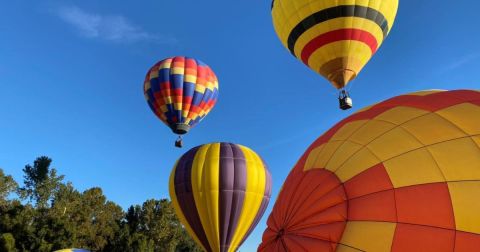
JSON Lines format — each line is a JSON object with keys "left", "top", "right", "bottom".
{"left": 19, "top": 156, "right": 64, "bottom": 209}
{"left": 0, "top": 157, "right": 202, "bottom": 252}
{"left": 0, "top": 169, "right": 18, "bottom": 207}
{"left": 0, "top": 233, "right": 18, "bottom": 252}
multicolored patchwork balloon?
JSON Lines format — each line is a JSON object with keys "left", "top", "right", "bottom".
{"left": 271, "top": 0, "right": 398, "bottom": 89}
{"left": 259, "top": 90, "right": 480, "bottom": 251}
{"left": 169, "top": 143, "right": 272, "bottom": 252}
{"left": 144, "top": 56, "right": 219, "bottom": 147}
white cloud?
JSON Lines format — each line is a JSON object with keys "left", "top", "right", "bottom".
{"left": 443, "top": 53, "right": 480, "bottom": 71}
{"left": 57, "top": 6, "right": 175, "bottom": 44}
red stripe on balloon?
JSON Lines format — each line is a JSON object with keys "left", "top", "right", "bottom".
{"left": 300, "top": 29, "right": 378, "bottom": 64}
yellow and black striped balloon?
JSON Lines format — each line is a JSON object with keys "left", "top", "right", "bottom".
{"left": 272, "top": 0, "right": 398, "bottom": 89}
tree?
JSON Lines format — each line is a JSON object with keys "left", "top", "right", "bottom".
{"left": 70, "top": 187, "right": 123, "bottom": 251}
{"left": 0, "top": 157, "right": 202, "bottom": 252}
{"left": 0, "top": 169, "right": 18, "bottom": 207}
{"left": 0, "top": 233, "right": 17, "bottom": 252}
{"left": 124, "top": 199, "right": 202, "bottom": 252}
{"left": 19, "top": 156, "right": 64, "bottom": 208}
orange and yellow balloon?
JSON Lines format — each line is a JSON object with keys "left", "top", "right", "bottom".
{"left": 271, "top": 0, "right": 398, "bottom": 89}
{"left": 259, "top": 90, "right": 480, "bottom": 251}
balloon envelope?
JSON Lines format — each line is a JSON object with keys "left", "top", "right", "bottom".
{"left": 170, "top": 143, "right": 272, "bottom": 252}
{"left": 54, "top": 249, "right": 90, "bottom": 252}
{"left": 259, "top": 90, "right": 480, "bottom": 251}
{"left": 271, "top": 0, "right": 398, "bottom": 89}
{"left": 144, "top": 56, "right": 219, "bottom": 135}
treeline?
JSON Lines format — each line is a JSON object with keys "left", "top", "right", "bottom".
{"left": 0, "top": 156, "right": 201, "bottom": 252}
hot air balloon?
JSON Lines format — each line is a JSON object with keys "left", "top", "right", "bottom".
{"left": 271, "top": 0, "right": 398, "bottom": 110}
{"left": 144, "top": 56, "right": 219, "bottom": 147}
{"left": 54, "top": 249, "right": 90, "bottom": 252}
{"left": 259, "top": 90, "right": 480, "bottom": 251}
{"left": 169, "top": 143, "right": 272, "bottom": 252}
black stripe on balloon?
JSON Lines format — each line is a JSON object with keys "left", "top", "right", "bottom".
{"left": 219, "top": 143, "right": 247, "bottom": 252}
{"left": 174, "top": 147, "right": 213, "bottom": 252}
{"left": 238, "top": 159, "right": 273, "bottom": 248}
{"left": 287, "top": 5, "right": 389, "bottom": 54}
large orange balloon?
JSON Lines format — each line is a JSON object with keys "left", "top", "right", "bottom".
{"left": 259, "top": 90, "right": 480, "bottom": 251}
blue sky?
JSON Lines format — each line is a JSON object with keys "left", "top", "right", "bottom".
{"left": 0, "top": 1, "right": 479, "bottom": 250}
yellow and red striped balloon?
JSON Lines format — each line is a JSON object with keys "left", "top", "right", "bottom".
{"left": 271, "top": 0, "right": 398, "bottom": 89}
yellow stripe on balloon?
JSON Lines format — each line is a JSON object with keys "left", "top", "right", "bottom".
{"left": 405, "top": 90, "right": 446, "bottom": 96}
{"left": 437, "top": 102, "right": 480, "bottom": 135}
{"left": 376, "top": 0, "right": 399, "bottom": 31}
{"left": 171, "top": 67, "right": 185, "bottom": 75}
{"left": 173, "top": 103, "right": 182, "bottom": 111}
{"left": 384, "top": 148, "right": 446, "bottom": 188}
{"left": 348, "top": 120, "right": 397, "bottom": 145}
{"left": 228, "top": 146, "right": 266, "bottom": 252}
{"left": 292, "top": 17, "right": 384, "bottom": 58}
{"left": 429, "top": 137, "right": 480, "bottom": 182}
{"left": 190, "top": 144, "right": 213, "bottom": 250}
{"left": 184, "top": 74, "right": 197, "bottom": 84}
{"left": 335, "top": 147, "right": 381, "bottom": 182}
{"left": 339, "top": 221, "right": 397, "bottom": 251}
{"left": 144, "top": 81, "right": 151, "bottom": 92}
{"left": 304, "top": 144, "right": 327, "bottom": 171}
{"left": 448, "top": 181, "right": 480, "bottom": 234}
{"left": 374, "top": 106, "right": 429, "bottom": 125}
{"left": 311, "top": 141, "right": 344, "bottom": 172}
{"left": 159, "top": 59, "right": 172, "bottom": 69}
{"left": 204, "top": 144, "right": 221, "bottom": 251}
{"left": 169, "top": 161, "right": 207, "bottom": 252}
{"left": 149, "top": 69, "right": 159, "bottom": 79}
{"left": 307, "top": 41, "right": 372, "bottom": 74}
{"left": 195, "top": 85, "right": 206, "bottom": 93}
{"left": 191, "top": 143, "right": 221, "bottom": 252}
{"left": 325, "top": 141, "right": 363, "bottom": 172}
{"left": 162, "top": 88, "right": 173, "bottom": 113}
{"left": 205, "top": 81, "right": 215, "bottom": 92}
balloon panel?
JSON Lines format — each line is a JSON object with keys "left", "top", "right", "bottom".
{"left": 259, "top": 90, "right": 480, "bottom": 251}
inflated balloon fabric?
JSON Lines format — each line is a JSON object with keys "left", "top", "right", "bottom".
{"left": 144, "top": 56, "right": 219, "bottom": 132}
{"left": 259, "top": 90, "right": 480, "bottom": 251}
{"left": 170, "top": 143, "right": 272, "bottom": 252}
{"left": 54, "top": 249, "right": 90, "bottom": 252}
{"left": 272, "top": 0, "right": 398, "bottom": 88}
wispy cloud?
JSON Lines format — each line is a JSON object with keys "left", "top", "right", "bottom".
{"left": 57, "top": 6, "right": 176, "bottom": 44}
{"left": 443, "top": 53, "right": 480, "bottom": 72}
